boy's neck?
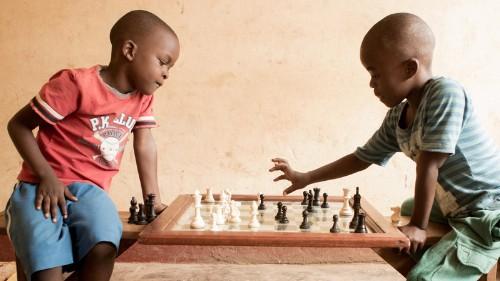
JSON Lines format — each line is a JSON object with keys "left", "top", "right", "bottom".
{"left": 406, "top": 71, "right": 433, "bottom": 108}
{"left": 100, "top": 64, "right": 134, "bottom": 94}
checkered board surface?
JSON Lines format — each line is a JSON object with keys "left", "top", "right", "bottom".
{"left": 172, "top": 200, "right": 372, "bottom": 233}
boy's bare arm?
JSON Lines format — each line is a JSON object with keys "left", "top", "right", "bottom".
{"left": 400, "top": 150, "right": 448, "bottom": 253}
{"left": 7, "top": 105, "right": 77, "bottom": 221}
{"left": 133, "top": 128, "right": 167, "bottom": 213}
{"left": 270, "top": 153, "right": 371, "bottom": 195}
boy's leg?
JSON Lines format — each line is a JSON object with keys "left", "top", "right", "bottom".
{"left": 401, "top": 197, "right": 448, "bottom": 224}
{"left": 31, "top": 267, "right": 63, "bottom": 281}
{"left": 15, "top": 256, "right": 27, "bottom": 281}
{"left": 5, "top": 182, "right": 73, "bottom": 280}
{"left": 64, "top": 183, "right": 122, "bottom": 281}
{"left": 78, "top": 242, "right": 116, "bottom": 281}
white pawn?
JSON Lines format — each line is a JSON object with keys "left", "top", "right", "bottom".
{"left": 229, "top": 201, "right": 241, "bottom": 224}
{"left": 339, "top": 188, "right": 353, "bottom": 216}
{"left": 204, "top": 188, "right": 215, "bottom": 203}
{"left": 391, "top": 206, "right": 401, "bottom": 224}
{"left": 190, "top": 204, "right": 206, "bottom": 229}
{"left": 216, "top": 205, "right": 226, "bottom": 225}
{"left": 248, "top": 201, "right": 260, "bottom": 229}
{"left": 210, "top": 212, "right": 220, "bottom": 231}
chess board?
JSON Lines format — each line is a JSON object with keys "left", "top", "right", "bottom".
{"left": 172, "top": 200, "right": 370, "bottom": 233}
{"left": 138, "top": 194, "right": 408, "bottom": 249}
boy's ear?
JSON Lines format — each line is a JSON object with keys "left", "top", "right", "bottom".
{"left": 404, "top": 58, "right": 419, "bottom": 79}
{"left": 122, "top": 40, "right": 138, "bottom": 61}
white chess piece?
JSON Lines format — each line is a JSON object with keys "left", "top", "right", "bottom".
{"left": 210, "top": 212, "right": 220, "bottom": 231}
{"left": 391, "top": 206, "right": 401, "bottom": 224}
{"left": 248, "top": 201, "right": 260, "bottom": 229}
{"left": 229, "top": 200, "right": 241, "bottom": 224}
{"left": 190, "top": 204, "right": 206, "bottom": 229}
{"left": 204, "top": 188, "right": 215, "bottom": 203}
{"left": 193, "top": 190, "right": 202, "bottom": 207}
{"left": 225, "top": 189, "right": 232, "bottom": 202}
{"left": 218, "top": 190, "right": 225, "bottom": 204}
{"left": 339, "top": 188, "right": 353, "bottom": 216}
{"left": 216, "top": 205, "right": 226, "bottom": 225}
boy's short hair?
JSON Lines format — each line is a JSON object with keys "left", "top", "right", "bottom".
{"left": 362, "top": 13, "right": 435, "bottom": 67}
{"left": 109, "top": 10, "right": 177, "bottom": 49}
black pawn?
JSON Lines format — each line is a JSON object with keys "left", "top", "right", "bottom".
{"left": 306, "top": 193, "right": 314, "bottom": 213}
{"left": 128, "top": 197, "right": 138, "bottom": 224}
{"left": 321, "top": 193, "right": 329, "bottom": 208}
{"left": 354, "top": 213, "right": 368, "bottom": 233}
{"left": 275, "top": 202, "right": 283, "bottom": 220}
{"left": 301, "top": 191, "right": 308, "bottom": 205}
{"left": 279, "top": 205, "right": 289, "bottom": 224}
{"left": 136, "top": 203, "right": 148, "bottom": 225}
{"left": 146, "top": 193, "right": 157, "bottom": 222}
{"left": 313, "top": 187, "right": 321, "bottom": 206}
{"left": 258, "top": 193, "right": 266, "bottom": 210}
{"left": 300, "top": 210, "right": 310, "bottom": 229}
{"left": 330, "top": 214, "right": 340, "bottom": 233}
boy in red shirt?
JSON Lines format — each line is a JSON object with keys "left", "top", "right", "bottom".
{"left": 5, "top": 10, "right": 180, "bottom": 281}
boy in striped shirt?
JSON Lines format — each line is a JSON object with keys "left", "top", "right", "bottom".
{"left": 270, "top": 13, "right": 500, "bottom": 280}
{"left": 5, "top": 10, "right": 179, "bottom": 281}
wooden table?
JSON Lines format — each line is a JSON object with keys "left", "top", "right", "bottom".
{"left": 117, "top": 194, "right": 409, "bottom": 264}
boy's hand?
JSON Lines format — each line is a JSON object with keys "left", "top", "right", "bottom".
{"left": 36, "top": 176, "right": 78, "bottom": 223}
{"left": 398, "top": 224, "right": 427, "bottom": 254}
{"left": 269, "top": 158, "right": 311, "bottom": 195}
{"left": 154, "top": 203, "right": 168, "bottom": 215}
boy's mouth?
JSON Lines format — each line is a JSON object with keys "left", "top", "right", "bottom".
{"left": 156, "top": 82, "right": 162, "bottom": 87}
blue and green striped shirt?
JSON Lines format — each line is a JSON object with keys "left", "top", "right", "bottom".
{"left": 355, "top": 77, "right": 500, "bottom": 217}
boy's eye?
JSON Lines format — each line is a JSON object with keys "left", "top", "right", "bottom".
{"left": 159, "top": 59, "right": 169, "bottom": 66}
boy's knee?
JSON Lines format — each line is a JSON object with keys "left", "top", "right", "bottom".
{"left": 401, "top": 198, "right": 414, "bottom": 216}
{"left": 87, "top": 242, "right": 117, "bottom": 261}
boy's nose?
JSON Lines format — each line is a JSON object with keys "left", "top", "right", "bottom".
{"left": 369, "top": 78, "right": 376, "bottom": 88}
{"left": 162, "top": 68, "right": 169, "bottom": 80}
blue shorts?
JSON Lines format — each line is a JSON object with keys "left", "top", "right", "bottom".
{"left": 4, "top": 182, "right": 122, "bottom": 279}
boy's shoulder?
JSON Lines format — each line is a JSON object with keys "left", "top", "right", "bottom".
{"left": 47, "top": 65, "right": 100, "bottom": 82}
{"left": 423, "top": 76, "right": 467, "bottom": 101}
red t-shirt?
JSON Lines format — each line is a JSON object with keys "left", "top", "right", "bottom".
{"left": 18, "top": 65, "right": 157, "bottom": 190}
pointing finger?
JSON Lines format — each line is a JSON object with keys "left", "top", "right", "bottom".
{"left": 273, "top": 175, "right": 286, "bottom": 182}
{"left": 271, "top": 158, "right": 288, "bottom": 165}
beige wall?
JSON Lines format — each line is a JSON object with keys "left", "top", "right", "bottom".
{"left": 1, "top": 1, "right": 499, "bottom": 215}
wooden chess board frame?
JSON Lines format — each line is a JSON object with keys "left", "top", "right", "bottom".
{"left": 138, "top": 194, "right": 409, "bottom": 248}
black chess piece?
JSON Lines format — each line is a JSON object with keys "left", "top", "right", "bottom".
{"left": 306, "top": 193, "right": 314, "bottom": 213}
{"left": 349, "top": 207, "right": 360, "bottom": 229}
{"left": 313, "top": 187, "right": 320, "bottom": 206}
{"left": 279, "top": 205, "right": 289, "bottom": 224}
{"left": 146, "top": 193, "right": 157, "bottom": 222}
{"left": 258, "top": 193, "right": 266, "bottom": 210}
{"left": 354, "top": 213, "right": 368, "bottom": 233}
{"left": 353, "top": 187, "right": 361, "bottom": 210}
{"left": 349, "top": 187, "right": 362, "bottom": 229}
{"left": 321, "top": 193, "right": 329, "bottom": 208}
{"left": 300, "top": 210, "right": 310, "bottom": 229}
{"left": 275, "top": 202, "right": 283, "bottom": 220}
{"left": 136, "top": 203, "right": 148, "bottom": 225}
{"left": 330, "top": 214, "right": 340, "bottom": 233}
{"left": 128, "top": 197, "right": 138, "bottom": 224}
{"left": 301, "top": 191, "right": 308, "bottom": 205}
